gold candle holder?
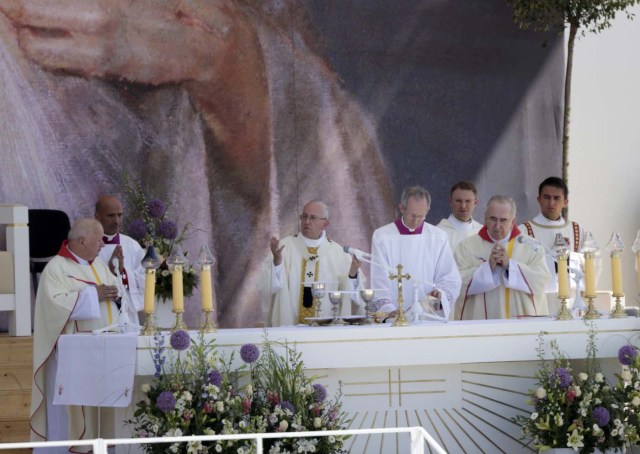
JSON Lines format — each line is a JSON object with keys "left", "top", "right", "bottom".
{"left": 610, "top": 294, "right": 627, "bottom": 318}
{"left": 582, "top": 295, "right": 600, "bottom": 320}
{"left": 172, "top": 311, "right": 187, "bottom": 331}
{"left": 556, "top": 297, "right": 573, "bottom": 320}
{"left": 141, "top": 312, "right": 158, "bottom": 335}
{"left": 200, "top": 309, "right": 218, "bottom": 333}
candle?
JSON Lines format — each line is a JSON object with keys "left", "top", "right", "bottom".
{"left": 611, "top": 254, "right": 623, "bottom": 296}
{"left": 636, "top": 253, "right": 640, "bottom": 291}
{"left": 556, "top": 254, "right": 570, "bottom": 299}
{"left": 201, "top": 264, "right": 213, "bottom": 311}
{"left": 143, "top": 269, "right": 156, "bottom": 313}
{"left": 172, "top": 264, "right": 184, "bottom": 312}
{"left": 584, "top": 253, "right": 596, "bottom": 297}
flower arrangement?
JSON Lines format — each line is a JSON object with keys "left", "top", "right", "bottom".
{"left": 128, "top": 331, "right": 349, "bottom": 454}
{"left": 514, "top": 325, "right": 626, "bottom": 453}
{"left": 124, "top": 178, "right": 197, "bottom": 302}
{"left": 614, "top": 343, "right": 640, "bottom": 445}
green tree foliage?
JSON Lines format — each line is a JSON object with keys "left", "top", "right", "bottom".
{"left": 506, "top": 0, "right": 638, "bottom": 187}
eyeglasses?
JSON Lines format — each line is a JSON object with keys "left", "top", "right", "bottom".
{"left": 404, "top": 213, "right": 426, "bottom": 222}
{"left": 299, "top": 214, "right": 327, "bottom": 222}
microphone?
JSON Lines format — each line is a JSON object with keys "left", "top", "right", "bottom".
{"left": 343, "top": 245, "right": 372, "bottom": 260}
{"left": 517, "top": 235, "right": 541, "bottom": 251}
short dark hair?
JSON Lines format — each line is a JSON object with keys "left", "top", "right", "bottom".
{"left": 450, "top": 181, "right": 477, "bottom": 196}
{"left": 538, "top": 177, "right": 568, "bottom": 198}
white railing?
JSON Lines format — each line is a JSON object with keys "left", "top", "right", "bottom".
{"left": 0, "top": 426, "right": 446, "bottom": 454}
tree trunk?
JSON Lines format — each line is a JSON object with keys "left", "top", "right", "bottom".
{"left": 563, "top": 24, "right": 578, "bottom": 186}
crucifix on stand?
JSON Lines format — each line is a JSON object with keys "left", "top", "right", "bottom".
{"left": 390, "top": 264, "right": 411, "bottom": 327}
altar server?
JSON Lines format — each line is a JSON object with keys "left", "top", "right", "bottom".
{"left": 455, "top": 196, "right": 550, "bottom": 320}
{"left": 95, "top": 194, "right": 145, "bottom": 324}
{"left": 437, "top": 180, "right": 483, "bottom": 251}
{"left": 370, "top": 186, "right": 461, "bottom": 320}
{"left": 261, "top": 200, "right": 364, "bottom": 327}
{"left": 518, "top": 177, "right": 592, "bottom": 314}
{"left": 30, "top": 219, "right": 120, "bottom": 452}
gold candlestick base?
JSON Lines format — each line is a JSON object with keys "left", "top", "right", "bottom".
{"left": 583, "top": 295, "right": 600, "bottom": 320}
{"left": 200, "top": 309, "right": 218, "bottom": 333}
{"left": 610, "top": 294, "right": 627, "bottom": 318}
{"left": 172, "top": 311, "right": 187, "bottom": 331}
{"left": 141, "top": 311, "right": 157, "bottom": 335}
{"left": 556, "top": 297, "right": 573, "bottom": 320}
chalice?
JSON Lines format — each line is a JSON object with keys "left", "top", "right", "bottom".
{"left": 328, "top": 291, "right": 346, "bottom": 325}
{"left": 359, "top": 289, "right": 375, "bottom": 325}
{"left": 310, "top": 282, "right": 326, "bottom": 326}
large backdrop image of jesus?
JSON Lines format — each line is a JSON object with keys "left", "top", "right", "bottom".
{"left": 0, "top": 0, "right": 561, "bottom": 327}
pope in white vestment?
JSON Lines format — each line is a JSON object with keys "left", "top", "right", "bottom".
{"left": 371, "top": 218, "right": 461, "bottom": 320}
{"left": 31, "top": 221, "right": 120, "bottom": 452}
{"left": 455, "top": 196, "right": 550, "bottom": 320}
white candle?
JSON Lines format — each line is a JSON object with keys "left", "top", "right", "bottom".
{"left": 611, "top": 254, "right": 623, "bottom": 296}
{"left": 172, "top": 264, "right": 184, "bottom": 312}
{"left": 143, "top": 269, "right": 156, "bottom": 313}
{"left": 201, "top": 265, "right": 213, "bottom": 311}
{"left": 584, "top": 253, "right": 596, "bottom": 297}
{"left": 557, "top": 254, "right": 570, "bottom": 299}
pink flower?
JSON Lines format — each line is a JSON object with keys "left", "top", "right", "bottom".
{"left": 243, "top": 398, "right": 252, "bottom": 415}
{"left": 567, "top": 389, "right": 577, "bottom": 402}
{"left": 203, "top": 401, "right": 214, "bottom": 414}
{"left": 267, "top": 391, "right": 280, "bottom": 406}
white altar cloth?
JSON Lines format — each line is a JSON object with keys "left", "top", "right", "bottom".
{"left": 55, "top": 333, "right": 138, "bottom": 407}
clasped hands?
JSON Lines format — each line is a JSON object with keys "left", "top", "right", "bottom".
{"left": 489, "top": 244, "right": 509, "bottom": 270}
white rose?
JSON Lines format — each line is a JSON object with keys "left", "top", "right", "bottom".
{"left": 574, "top": 386, "right": 582, "bottom": 397}
{"left": 216, "top": 401, "right": 224, "bottom": 412}
{"left": 595, "top": 372, "right": 604, "bottom": 383}
{"left": 632, "top": 396, "right": 640, "bottom": 407}
{"left": 141, "top": 383, "right": 151, "bottom": 393}
{"left": 246, "top": 385, "right": 253, "bottom": 395}
{"left": 183, "top": 391, "right": 192, "bottom": 401}
{"left": 622, "top": 370, "right": 633, "bottom": 381}
{"left": 314, "top": 417, "right": 322, "bottom": 428}
{"left": 579, "top": 372, "right": 588, "bottom": 381}
{"left": 536, "top": 387, "right": 547, "bottom": 399}
{"left": 530, "top": 412, "right": 538, "bottom": 420}
{"left": 279, "top": 420, "right": 289, "bottom": 431}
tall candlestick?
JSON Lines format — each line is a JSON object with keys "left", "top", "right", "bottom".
{"left": 201, "top": 264, "right": 213, "bottom": 311}
{"left": 557, "top": 254, "right": 570, "bottom": 299}
{"left": 144, "top": 269, "right": 156, "bottom": 313}
{"left": 172, "top": 264, "right": 184, "bottom": 312}
{"left": 611, "top": 254, "right": 623, "bottom": 296}
{"left": 584, "top": 253, "right": 596, "bottom": 297}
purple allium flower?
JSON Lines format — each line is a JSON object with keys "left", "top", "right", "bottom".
{"left": 619, "top": 345, "right": 637, "bottom": 366}
{"left": 156, "top": 391, "right": 176, "bottom": 413}
{"left": 313, "top": 383, "right": 327, "bottom": 403}
{"left": 208, "top": 369, "right": 222, "bottom": 387}
{"left": 593, "top": 406, "right": 611, "bottom": 427}
{"left": 554, "top": 367, "right": 572, "bottom": 389}
{"left": 126, "top": 219, "right": 147, "bottom": 240}
{"left": 170, "top": 330, "right": 191, "bottom": 351}
{"left": 147, "top": 199, "right": 166, "bottom": 218}
{"left": 157, "top": 220, "right": 178, "bottom": 240}
{"left": 280, "top": 400, "right": 295, "bottom": 414}
{"left": 240, "top": 343, "right": 260, "bottom": 363}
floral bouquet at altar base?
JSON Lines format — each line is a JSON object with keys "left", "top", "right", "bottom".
{"left": 127, "top": 331, "right": 350, "bottom": 454}
{"left": 513, "top": 325, "right": 627, "bottom": 453}
{"left": 123, "top": 178, "right": 198, "bottom": 302}
{"left": 614, "top": 343, "right": 640, "bottom": 445}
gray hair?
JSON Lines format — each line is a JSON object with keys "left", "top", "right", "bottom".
{"left": 400, "top": 186, "right": 431, "bottom": 208}
{"left": 68, "top": 218, "right": 102, "bottom": 241}
{"left": 303, "top": 200, "right": 330, "bottom": 219}
{"left": 484, "top": 195, "right": 517, "bottom": 218}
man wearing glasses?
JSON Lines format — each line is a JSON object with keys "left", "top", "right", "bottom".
{"left": 455, "top": 196, "right": 550, "bottom": 320}
{"left": 371, "top": 186, "right": 461, "bottom": 320}
{"left": 262, "top": 200, "right": 363, "bottom": 327}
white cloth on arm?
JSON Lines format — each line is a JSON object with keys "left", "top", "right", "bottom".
{"left": 370, "top": 221, "right": 461, "bottom": 320}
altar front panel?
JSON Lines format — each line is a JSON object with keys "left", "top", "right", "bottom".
{"left": 121, "top": 318, "right": 640, "bottom": 453}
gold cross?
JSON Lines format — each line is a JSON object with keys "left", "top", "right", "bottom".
{"left": 389, "top": 264, "right": 411, "bottom": 327}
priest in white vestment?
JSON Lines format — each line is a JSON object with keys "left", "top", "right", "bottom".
{"left": 371, "top": 186, "right": 461, "bottom": 320}
{"left": 456, "top": 196, "right": 550, "bottom": 320}
{"left": 261, "top": 201, "right": 364, "bottom": 327}
{"left": 518, "top": 177, "right": 594, "bottom": 315}
{"left": 95, "top": 195, "right": 145, "bottom": 325}
{"left": 31, "top": 219, "right": 121, "bottom": 452}
{"left": 437, "top": 181, "right": 483, "bottom": 252}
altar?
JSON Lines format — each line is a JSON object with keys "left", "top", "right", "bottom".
{"left": 111, "top": 317, "right": 640, "bottom": 453}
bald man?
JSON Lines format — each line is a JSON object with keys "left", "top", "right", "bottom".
{"left": 95, "top": 195, "right": 145, "bottom": 324}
